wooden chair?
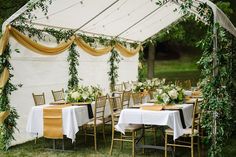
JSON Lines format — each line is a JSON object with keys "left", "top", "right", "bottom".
{"left": 32, "top": 92, "right": 46, "bottom": 106}
{"left": 84, "top": 95, "right": 107, "bottom": 151}
{"left": 108, "top": 95, "right": 143, "bottom": 157}
{"left": 148, "top": 90, "right": 156, "bottom": 100}
{"left": 32, "top": 92, "right": 46, "bottom": 144}
{"left": 183, "top": 80, "right": 192, "bottom": 90}
{"left": 51, "top": 88, "right": 65, "bottom": 102}
{"left": 123, "top": 81, "right": 132, "bottom": 91}
{"left": 121, "top": 90, "right": 131, "bottom": 109}
{"left": 131, "top": 92, "right": 143, "bottom": 108}
{"left": 165, "top": 99, "right": 200, "bottom": 157}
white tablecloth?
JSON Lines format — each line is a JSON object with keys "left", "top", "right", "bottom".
{"left": 26, "top": 101, "right": 111, "bottom": 142}
{"left": 26, "top": 104, "right": 90, "bottom": 142}
{"left": 115, "top": 104, "right": 193, "bottom": 140}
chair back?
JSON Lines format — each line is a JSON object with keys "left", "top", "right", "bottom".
{"left": 94, "top": 95, "right": 107, "bottom": 125}
{"left": 132, "top": 92, "right": 142, "bottom": 106}
{"left": 183, "top": 80, "right": 192, "bottom": 90}
{"left": 148, "top": 90, "right": 156, "bottom": 100}
{"left": 32, "top": 93, "right": 45, "bottom": 106}
{"left": 108, "top": 95, "right": 121, "bottom": 128}
{"left": 51, "top": 88, "right": 65, "bottom": 102}
{"left": 191, "top": 99, "right": 201, "bottom": 134}
{"left": 123, "top": 81, "right": 131, "bottom": 91}
{"left": 114, "top": 83, "right": 124, "bottom": 92}
{"left": 121, "top": 90, "right": 131, "bottom": 109}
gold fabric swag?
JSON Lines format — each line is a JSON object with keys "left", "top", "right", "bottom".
{"left": 0, "top": 25, "right": 142, "bottom": 88}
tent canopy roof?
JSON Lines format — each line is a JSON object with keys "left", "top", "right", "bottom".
{"left": 3, "top": 0, "right": 236, "bottom": 43}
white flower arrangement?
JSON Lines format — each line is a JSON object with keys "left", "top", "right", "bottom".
{"left": 132, "top": 78, "right": 166, "bottom": 92}
{"left": 156, "top": 84, "right": 184, "bottom": 104}
{"left": 67, "top": 85, "right": 102, "bottom": 103}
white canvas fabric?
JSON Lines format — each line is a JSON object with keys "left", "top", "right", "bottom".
{"left": 3, "top": 0, "right": 236, "bottom": 41}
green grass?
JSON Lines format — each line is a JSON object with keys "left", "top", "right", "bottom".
{"left": 143, "top": 56, "right": 201, "bottom": 85}
{"left": 0, "top": 127, "right": 235, "bottom": 157}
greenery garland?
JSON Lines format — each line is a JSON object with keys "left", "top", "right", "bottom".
{"left": 138, "top": 49, "right": 145, "bottom": 82}
{"left": 0, "top": 44, "right": 20, "bottom": 150}
{"left": 107, "top": 48, "right": 121, "bottom": 92}
{"left": 67, "top": 43, "right": 79, "bottom": 90}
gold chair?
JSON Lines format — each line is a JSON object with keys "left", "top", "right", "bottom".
{"left": 121, "top": 90, "right": 131, "bottom": 109}
{"left": 165, "top": 99, "right": 200, "bottom": 157}
{"left": 131, "top": 92, "right": 143, "bottom": 108}
{"left": 32, "top": 92, "right": 46, "bottom": 106}
{"left": 148, "top": 90, "right": 156, "bottom": 100}
{"left": 123, "top": 81, "right": 131, "bottom": 91}
{"left": 108, "top": 95, "right": 143, "bottom": 157}
{"left": 32, "top": 92, "right": 46, "bottom": 144}
{"left": 51, "top": 88, "right": 65, "bottom": 102}
{"left": 183, "top": 80, "right": 192, "bottom": 90}
{"left": 84, "top": 95, "right": 107, "bottom": 151}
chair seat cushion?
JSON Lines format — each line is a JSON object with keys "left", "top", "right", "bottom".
{"left": 125, "top": 124, "right": 143, "bottom": 132}
{"left": 165, "top": 128, "right": 199, "bottom": 136}
{"left": 87, "top": 119, "right": 103, "bottom": 126}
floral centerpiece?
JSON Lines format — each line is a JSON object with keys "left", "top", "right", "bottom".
{"left": 132, "top": 78, "right": 166, "bottom": 92}
{"left": 67, "top": 85, "right": 103, "bottom": 103}
{"left": 155, "top": 84, "right": 184, "bottom": 105}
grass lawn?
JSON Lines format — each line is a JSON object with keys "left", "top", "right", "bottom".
{"left": 0, "top": 127, "right": 235, "bottom": 157}
{"left": 143, "top": 56, "right": 201, "bottom": 85}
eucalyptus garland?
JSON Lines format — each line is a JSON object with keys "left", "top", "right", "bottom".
{"left": 67, "top": 43, "right": 79, "bottom": 90}
{"left": 107, "top": 48, "right": 121, "bottom": 92}
{"left": 0, "top": 45, "right": 19, "bottom": 150}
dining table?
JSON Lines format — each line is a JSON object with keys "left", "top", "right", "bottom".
{"left": 26, "top": 101, "right": 111, "bottom": 143}
{"left": 115, "top": 103, "right": 193, "bottom": 155}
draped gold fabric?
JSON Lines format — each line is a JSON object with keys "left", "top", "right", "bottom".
{"left": 75, "top": 37, "right": 112, "bottom": 56}
{"left": 115, "top": 43, "right": 141, "bottom": 57}
{"left": 0, "top": 68, "right": 9, "bottom": 88}
{"left": 10, "top": 27, "right": 75, "bottom": 55}
{"left": 43, "top": 104, "right": 71, "bottom": 139}
{"left": 0, "top": 111, "right": 10, "bottom": 124}
{"left": 0, "top": 26, "right": 10, "bottom": 55}
{"left": 0, "top": 25, "right": 143, "bottom": 89}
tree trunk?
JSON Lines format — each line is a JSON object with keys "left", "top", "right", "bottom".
{"left": 147, "top": 44, "right": 155, "bottom": 79}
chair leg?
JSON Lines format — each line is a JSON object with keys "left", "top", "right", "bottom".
{"left": 142, "top": 128, "right": 145, "bottom": 154}
{"left": 191, "top": 136, "right": 194, "bottom": 157}
{"left": 103, "top": 124, "right": 106, "bottom": 144}
{"left": 94, "top": 127, "right": 97, "bottom": 151}
{"left": 197, "top": 136, "right": 200, "bottom": 157}
{"left": 120, "top": 133, "right": 123, "bottom": 150}
{"left": 165, "top": 133, "right": 168, "bottom": 157}
{"left": 132, "top": 131, "right": 135, "bottom": 157}
{"left": 84, "top": 126, "right": 87, "bottom": 144}
{"left": 109, "top": 129, "right": 114, "bottom": 156}
{"left": 153, "top": 127, "right": 157, "bottom": 145}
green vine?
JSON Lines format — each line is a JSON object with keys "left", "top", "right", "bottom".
{"left": 67, "top": 43, "right": 79, "bottom": 90}
{"left": 0, "top": 44, "right": 19, "bottom": 150}
{"left": 197, "top": 24, "right": 233, "bottom": 157}
{"left": 138, "top": 49, "right": 145, "bottom": 82}
{"left": 108, "top": 48, "right": 121, "bottom": 92}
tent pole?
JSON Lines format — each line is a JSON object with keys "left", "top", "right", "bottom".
{"left": 212, "top": 8, "right": 218, "bottom": 156}
{"left": 73, "top": 0, "right": 119, "bottom": 33}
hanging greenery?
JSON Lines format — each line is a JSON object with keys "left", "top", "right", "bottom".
{"left": 0, "top": 44, "right": 20, "bottom": 150}
{"left": 138, "top": 49, "right": 145, "bottom": 82}
{"left": 67, "top": 43, "right": 80, "bottom": 90}
{"left": 108, "top": 48, "right": 121, "bottom": 92}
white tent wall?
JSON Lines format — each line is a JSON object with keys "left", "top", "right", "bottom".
{"left": 8, "top": 37, "right": 138, "bottom": 145}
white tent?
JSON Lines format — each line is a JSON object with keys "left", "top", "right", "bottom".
{"left": 1, "top": 0, "right": 236, "bottom": 145}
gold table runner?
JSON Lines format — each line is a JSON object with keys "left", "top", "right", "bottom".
{"left": 43, "top": 104, "right": 71, "bottom": 139}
